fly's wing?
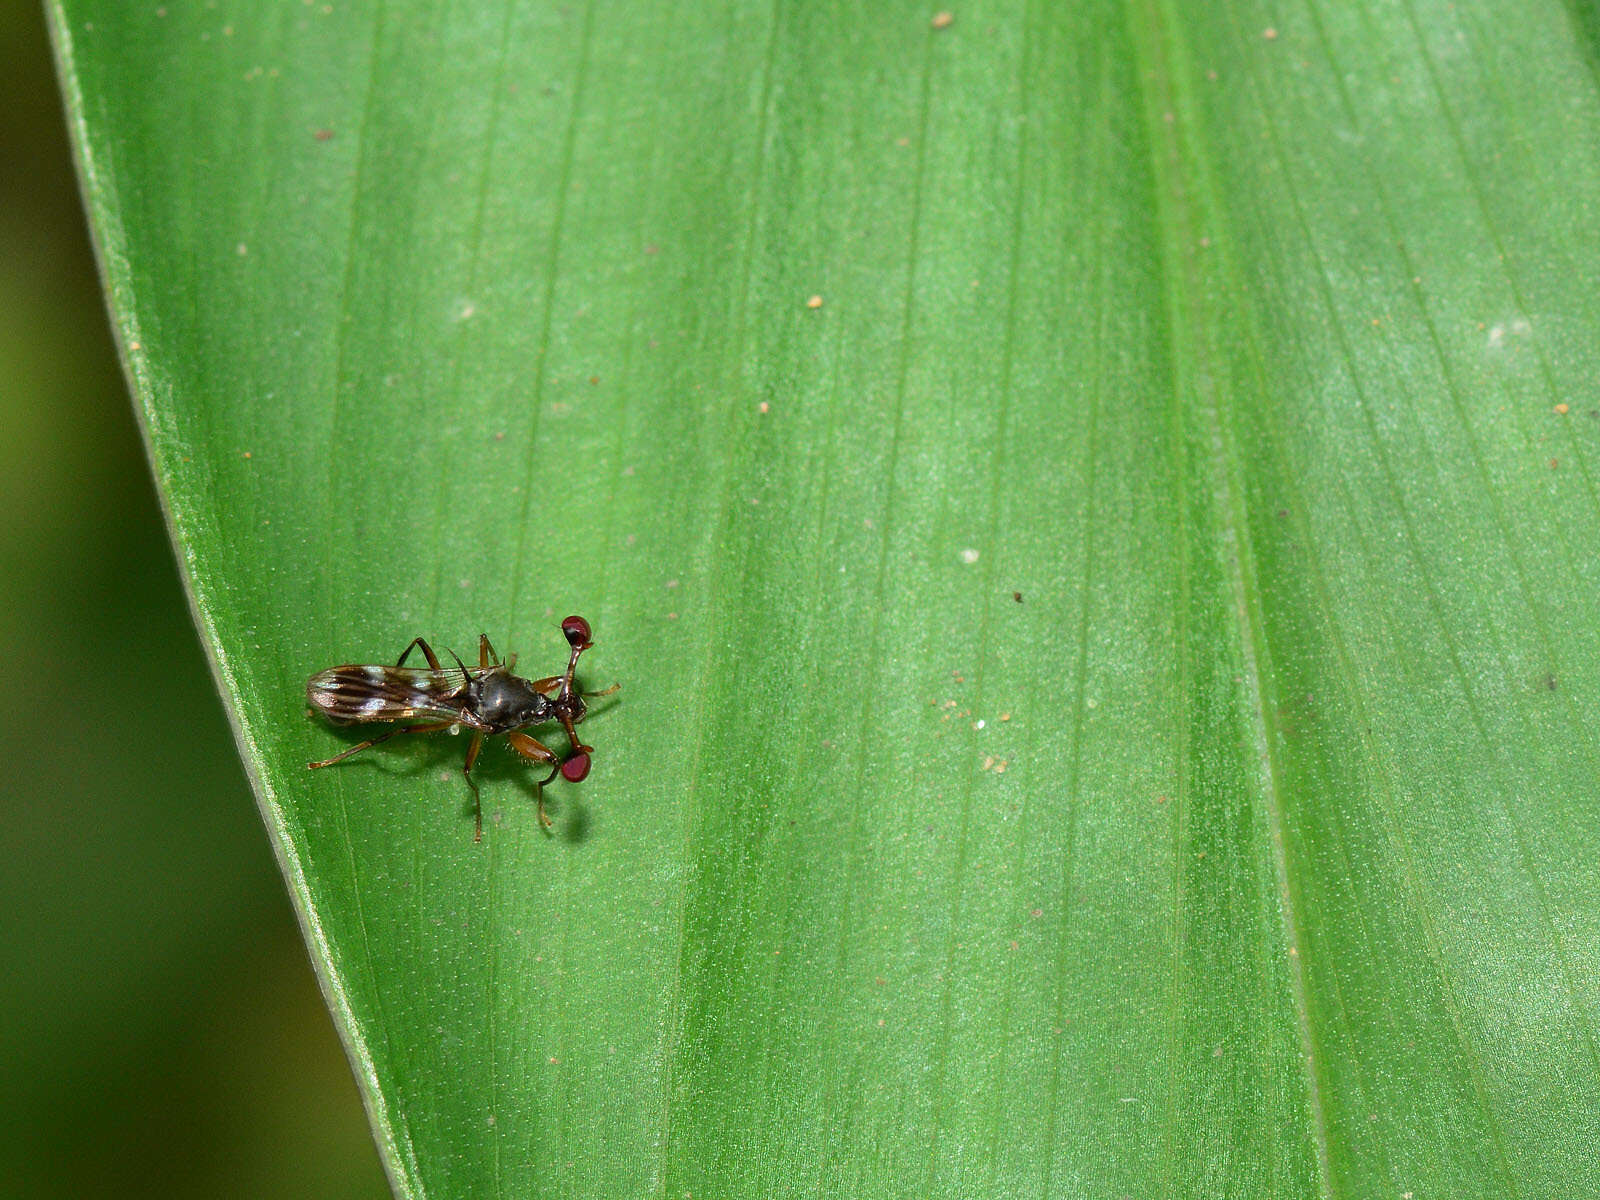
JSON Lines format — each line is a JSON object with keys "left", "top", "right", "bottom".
{"left": 306, "top": 664, "right": 474, "bottom": 725}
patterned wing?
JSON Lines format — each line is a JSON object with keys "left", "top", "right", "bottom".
{"left": 306, "top": 664, "right": 473, "bottom": 725}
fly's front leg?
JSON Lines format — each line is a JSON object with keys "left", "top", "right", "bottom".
{"left": 396, "top": 638, "right": 442, "bottom": 670}
{"left": 307, "top": 720, "right": 456, "bottom": 769}
{"left": 463, "top": 730, "right": 486, "bottom": 841}
{"left": 507, "top": 731, "right": 561, "bottom": 831}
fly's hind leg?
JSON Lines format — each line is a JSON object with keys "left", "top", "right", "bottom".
{"left": 396, "top": 638, "right": 442, "bottom": 670}
{"left": 507, "top": 731, "right": 561, "bottom": 831}
{"left": 308, "top": 720, "right": 455, "bottom": 769}
{"left": 402, "top": 638, "right": 471, "bottom": 700}
{"left": 463, "top": 730, "right": 486, "bottom": 842}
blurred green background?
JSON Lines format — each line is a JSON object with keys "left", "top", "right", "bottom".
{"left": 1, "top": 4, "right": 386, "bottom": 1195}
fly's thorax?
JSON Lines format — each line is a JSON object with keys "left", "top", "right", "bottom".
{"left": 474, "top": 667, "right": 554, "bottom": 732}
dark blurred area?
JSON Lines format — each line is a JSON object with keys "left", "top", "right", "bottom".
{"left": 2, "top": 5, "right": 388, "bottom": 1196}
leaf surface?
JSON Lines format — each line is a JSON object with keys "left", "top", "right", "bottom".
{"left": 52, "top": 0, "right": 1600, "bottom": 1195}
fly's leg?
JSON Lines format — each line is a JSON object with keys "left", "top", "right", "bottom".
{"left": 507, "top": 731, "right": 561, "bottom": 831}
{"left": 529, "top": 676, "right": 620, "bottom": 699}
{"left": 537, "top": 767, "right": 559, "bottom": 830}
{"left": 463, "top": 730, "right": 486, "bottom": 841}
{"left": 396, "top": 638, "right": 442, "bottom": 670}
{"left": 479, "top": 634, "right": 521, "bottom": 672}
{"left": 307, "top": 720, "right": 455, "bottom": 769}
{"left": 507, "top": 730, "right": 558, "bottom": 768}
{"left": 400, "top": 638, "right": 471, "bottom": 699}
{"left": 526, "top": 679, "right": 619, "bottom": 702}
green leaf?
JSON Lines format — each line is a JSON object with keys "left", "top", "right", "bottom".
{"left": 52, "top": 0, "right": 1600, "bottom": 1195}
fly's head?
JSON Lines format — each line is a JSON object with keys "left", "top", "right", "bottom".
{"left": 548, "top": 614, "right": 615, "bottom": 781}
{"left": 551, "top": 690, "right": 588, "bottom": 728}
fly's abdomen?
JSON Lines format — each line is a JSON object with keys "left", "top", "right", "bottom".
{"left": 306, "top": 665, "right": 465, "bottom": 724}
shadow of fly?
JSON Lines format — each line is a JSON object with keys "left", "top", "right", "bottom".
{"left": 306, "top": 615, "right": 617, "bottom": 840}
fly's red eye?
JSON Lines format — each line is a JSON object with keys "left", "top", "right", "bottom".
{"left": 560, "top": 752, "right": 591, "bottom": 783}
{"left": 561, "top": 615, "right": 592, "bottom": 647}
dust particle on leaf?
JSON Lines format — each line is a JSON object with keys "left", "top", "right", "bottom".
{"left": 932, "top": 11, "right": 954, "bottom": 28}
{"left": 806, "top": 294, "right": 824, "bottom": 309}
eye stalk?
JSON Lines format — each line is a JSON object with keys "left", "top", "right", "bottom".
{"left": 561, "top": 614, "right": 592, "bottom": 648}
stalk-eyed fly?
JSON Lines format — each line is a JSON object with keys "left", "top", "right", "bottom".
{"left": 306, "top": 615, "right": 617, "bottom": 839}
